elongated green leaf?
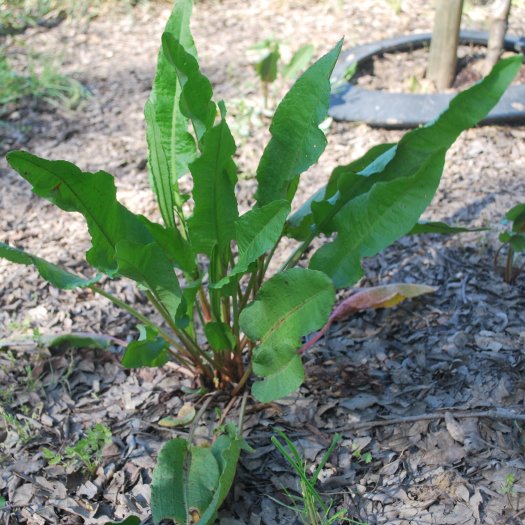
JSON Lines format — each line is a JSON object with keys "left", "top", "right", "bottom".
{"left": 409, "top": 221, "right": 485, "bottom": 235}
{"left": 255, "top": 47, "right": 279, "bottom": 83}
{"left": 311, "top": 150, "right": 447, "bottom": 287}
{"left": 282, "top": 44, "right": 315, "bottom": 80}
{"left": 0, "top": 242, "right": 100, "bottom": 289}
{"left": 197, "top": 430, "right": 244, "bottom": 524}
{"left": 309, "top": 55, "right": 522, "bottom": 287}
{"left": 162, "top": 32, "right": 216, "bottom": 142}
{"left": 151, "top": 438, "right": 188, "bottom": 525}
{"left": 139, "top": 218, "right": 195, "bottom": 274}
{"left": 105, "top": 517, "right": 140, "bottom": 525}
{"left": 205, "top": 322, "right": 235, "bottom": 351}
{"left": 44, "top": 333, "right": 114, "bottom": 350}
{"left": 122, "top": 336, "right": 169, "bottom": 368}
{"left": 151, "top": 428, "right": 243, "bottom": 525}
{"left": 145, "top": 0, "right": 196, "bottom": 230}
{"left": 6, "top": 152, "right": 154, "bottom": 276}
{"left": 240, "top": 268, "right": 335, "bottom": 401}
{"left": 145, "top": 101, "right": 180, "bottom": 229}
{"left": 255, "top": 40, "right": 343, "bottom": 206}
{"left": 213, "top": 200, "right": 290, "bottom": 289}
{"left": 115, "top": 240, "right": 183, "bottom": 319}
{"left": 286, "top": 143, "right": 394, "bottom": 240}
{"left": 187, "top": 116, "right": 239, "bottom": 256}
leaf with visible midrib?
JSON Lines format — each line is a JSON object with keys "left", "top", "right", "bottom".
{"left": 6, "top": 151, "right": 153, "bottom": 276}
{"left": 151, "top": 432, "right": 243, "bottom": 525}
{"left": 213, "top": 200, "right": 290, "bottom": 289}
{"left": 0, "top": 242, "right": 100, "bottom": 290}
{"left": 162, "top": 32, "right": 216, "bottom": 143}
{"left": 145, "top": 0, "right": 196, "bottom": 227}
{"left": 240, "top": 268, "right": 335, "bottom": 401}
{"left": 115, "top": 240, "right": 183, "bottom": 319}
{"left": 187, "top": 117, "right": 239, "bottom": 256}
{"left": 255, "top": 40, "right": 343, "bottom": 207}
{"left": 308, "top": 55, "right": 522, "bottom": 287}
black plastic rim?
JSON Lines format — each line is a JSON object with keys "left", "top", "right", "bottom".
{"left": 329, "top": 30, "right": 525, "bottom": 128}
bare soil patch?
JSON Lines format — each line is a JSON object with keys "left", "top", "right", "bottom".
{"left": 1, "top": 1, "right": 525, "bottom": 524}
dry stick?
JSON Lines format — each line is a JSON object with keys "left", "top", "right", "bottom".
{"left": 238, "top": 389, "right": 249, "bottom": 434}
{"left": 215, "top": 395, "right": 239, "bottom": 432}
{"left": 188, "top": 391, "right": 219, "bottom": 443}
{"left": 335, "top": 408, "right": 525, "bottom": 432}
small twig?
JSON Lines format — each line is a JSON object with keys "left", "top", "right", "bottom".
{"left": 215, "top": 395, "right": 239, "bottom": 432}
{"left": 238, "top": 389, "right": 249, "bottom": 434}
{"left": 231, "top": 362, "right": 252, "bottom": 397}
{"left": 335, "top": 407, "right": 525, "bottom": 432}
{"left": 188, "top": 391, "right": 219, "bottom": 443}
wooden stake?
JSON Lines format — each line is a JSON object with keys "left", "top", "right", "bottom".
{"left": 484, "top": 0, "right": 511, "bottom": 75}
{"left": 427, "top": 0, "right": 464, "bottom": 90}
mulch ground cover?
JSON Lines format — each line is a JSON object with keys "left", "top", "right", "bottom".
{"left": 1, "top": 1, "right": 525, "bottom": 523}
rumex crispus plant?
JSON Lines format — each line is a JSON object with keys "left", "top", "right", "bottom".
{"left": 495, "top": 203, "right": 525, "bottom": 283}
{"left": 0, "top": 1, "right": 521, "bottom": 404}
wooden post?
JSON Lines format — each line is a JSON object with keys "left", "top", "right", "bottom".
{"left": 484, "top": 0, "right": 511, "bottom": 75}
{"left": 427, "top": 0, "right": 464, "bottom": 90}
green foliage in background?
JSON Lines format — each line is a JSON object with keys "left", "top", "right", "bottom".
{"left": 0, "top": 0, "right": 522, "bottom": 520}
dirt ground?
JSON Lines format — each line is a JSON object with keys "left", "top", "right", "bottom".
{"left": 1, "top": 0, "right": 525, "bottom": 523}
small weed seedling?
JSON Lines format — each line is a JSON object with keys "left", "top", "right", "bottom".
{"left": 0, "top": 49, "right": 87, "bottom": 110}
{"left": 251, "top": 38, "right": 314, "bottom": 108}
{"left": 271, "top": 431, "right": 366, "bottom": 525}
{"left": 495, "top": 203, "right": 525, "bottom": 283}
{"left": 0, "top": 409, "right": 33, "bottom": 444}
{"left": 42, "top": 422, "right": 112, "bottom": 475}
{"left": 0, "top": 0, "right": 521, "bottom": 522}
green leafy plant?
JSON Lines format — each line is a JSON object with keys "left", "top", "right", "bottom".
{"left": 271, "top": 431, "right": 365, "bottom": 525}
{"left": 495, "top": 203, "right": 525, "bottom": 283}
{"left": 251, "top": 38, "right": 315, "bottom": 108}
{"left": 150, "top": 422, "right": 247, "bottom": 525}
{"left": 42, "top": 422, "right": 112, "bottom": 475}
{"left": 0, "top": 49, "right": 87, "bottom": 109}
{"left": 1, "top": 0, "right": 521, "bottom": 406}
{"left": 0, "top": 409, "right": 33, "bottom": 444}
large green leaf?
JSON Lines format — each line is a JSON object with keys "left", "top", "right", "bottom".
{"left": 115, "top": 240, "right": 183, "bottom": 320}
{"left": 310, "top": 150, "right": 446, "bottom": 287}
{"left": 213, "top": 200, "right": 290, "bottom": 289}
{"left": 162, "top": 32, "right": 216, "bottom": 143}
{"left": 187, "top": 115, "right": 239, "bottom": 256}
{"left": 139, "top": 218, "right": 195, "bottom": 274}
{"left": 309, "top": 55, "right": 522, "bottom": 287}
{"left": 122, "top": 337, "right": 169, "bottom": 368}
{"left": 151, "top": 426, "right": 243, "bottom": 525}
{"left": 6, "top": 151, "right": 154, "bottom": 276}
{"left": 240, "top": 268, "right": 335, "bottom": 401}
{"left": 255, "top": 40, "right": 343, "bottom": 206}
{"left": 0, "top": 242, "right": 100, "bottom": 289}
{"left": 286, "top": 143, "right": 394, "bottom": 240}
{"left": 145, "top": 0, "right": 196, "bottom": 230}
